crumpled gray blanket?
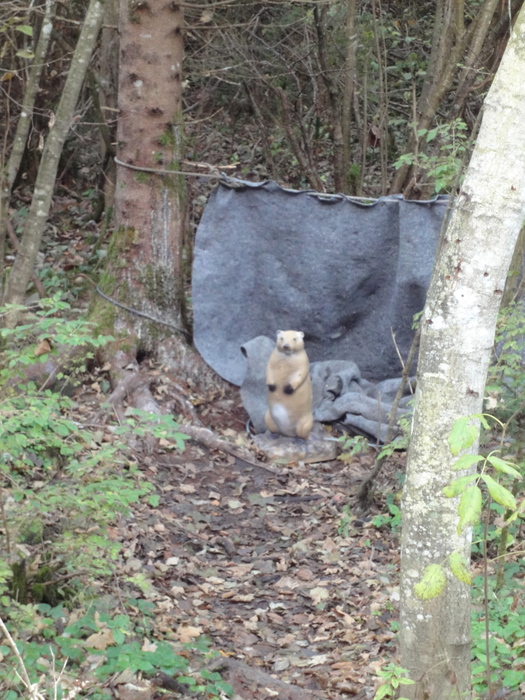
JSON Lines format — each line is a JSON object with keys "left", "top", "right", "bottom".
{"left": 193, "top": 179, "right": 447, "bottom": 386}
{"left": 240, "top": 336, "right": 414, "bottom": 443}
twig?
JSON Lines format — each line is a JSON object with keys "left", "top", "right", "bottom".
{"left": 76, "top": 273, "right": 189, "bottom": 338}
{"left": 0, "top": 616, "right": 45, "bottom": 699}
{"left": 114, "top": 155, "right": 221, "bottom": 179}
{"left": 483, "top": 505, "right": 493, "bottom": 698}
{"left": 179, "top": 423, "right": 282, "bottom": 475}
{"left": 0, "top": 498, "right": 11, "bottom": 557}
{"left": 357, "top": 324, "right": 421, "bottom": 505}
{"left": 206, "top": 657, "right": 324, "bottom": 700}
{"left": 39, "top": 569, "right": 88, "bottom": 587}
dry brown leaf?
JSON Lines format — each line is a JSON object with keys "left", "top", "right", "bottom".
{"left": 116, "top": 681, "right": 152, "bottom": 700}
{"left": 141, "top": 638, "right": 157, "bottom": 652}
{"left": 85, "top": 628, "right": 115, "bottom": 650}
{"left": 309, "top": 586, "right": 330, "bottom": 605}
{"left": 175, "top": 625, "right": 203, "bottom": 643}
{"left": 34, "top": 338, "right": 53, "bottom": 356}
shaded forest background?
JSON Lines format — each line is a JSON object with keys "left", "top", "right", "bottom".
{"left": 1, "top": 1, "right": 525, "bottom": 699}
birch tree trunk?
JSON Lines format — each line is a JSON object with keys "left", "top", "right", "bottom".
{"left": 2, "top": 0, "right": 105, "bottom": 320}
{"left": 400, "top": 6, "right": 525, "bottom": 698}
{"left": 0, "top": 0, "right": 56, "bottom": 300}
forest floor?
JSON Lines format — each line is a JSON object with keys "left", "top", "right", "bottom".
{"left": 75, "top": 352, "right": 406, "bottom": 700}
{"left": 6, "top": 190, "right": 405, "bottom": 700}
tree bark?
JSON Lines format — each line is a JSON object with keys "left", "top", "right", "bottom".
{"left": 341, "top": 0, "right": 358, "bottom": 195}
{"left": 314, "top": 4, "right": 345, "bottom": 194}
{"left": 96, "top": 0, "right": 187, "bottom": 348}
{"left": 2, "top": 0, "right": 105, "bottom": 319}
{"left": 400, "top": 6, "right": 525, "bottom": 698}
{"left": 452, "top": 0, "right": 499, "bottom": 114}
{"left": 389, "top": 0, "right": 490, "bottom": 195}
{"left": 0, "top": 0, "right": 56, "bottom": 301}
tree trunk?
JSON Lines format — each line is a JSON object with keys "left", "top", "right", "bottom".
{"left": 389, "top": 0, "right": 497, "bottom": 196}
{"left": 341, "top": 0, "right": 358, "bottom": 195}
{"left": 97, "top": 0, "right": 119, "bottom": 214}
{"left": 95, "top": 0, "right": 187, "bottom": 348}
{"left": 400, "top": 6, "right": 525, "bottom": 698}
{"left": 314, "top": 5, "right": 345, "bottom": 194}
{"left": 2, "top": 0, "right": 105, "bottom": 319}
{"left": 0, "top": 0, "right": 56, "bottom": 301}
{"left": 452, "top": 0, "right": 499, "bottom": 114}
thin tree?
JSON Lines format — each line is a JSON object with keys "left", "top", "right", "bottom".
{"left": 2, "top": 0, "right": 106, "bottom": 322}
{"left": 0, "top": 0, "right": 56, "bottom": 299}
{"left": 399, "top": 5, "right": 525, "bottom": 697}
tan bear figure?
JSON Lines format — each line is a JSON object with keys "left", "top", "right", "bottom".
{"left": 265, "top": 330, "right": 314, "bottom": 439}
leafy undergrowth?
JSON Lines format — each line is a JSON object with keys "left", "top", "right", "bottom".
{"left": 2, "top": 305, "right": 525, "bottom": 699}
{"left": 0, "top": 302, "right": 405, "bottom": 698}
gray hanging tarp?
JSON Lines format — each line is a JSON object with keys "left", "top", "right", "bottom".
{"left": 193, "top": 178, "right": 448, "bottom": 386}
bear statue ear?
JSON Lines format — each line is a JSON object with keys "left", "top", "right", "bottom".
{"left": 276, "top": 330, "right": 283, "bottom": 336}
{"left": 298, "top": 331, "right": 304, "bottom": 339}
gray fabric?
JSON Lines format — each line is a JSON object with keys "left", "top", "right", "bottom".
{"left": 193, "top": 178, "right": 447, "bottom": 386}
{"left": 240, "top": 335, "right": 414, "bottom": 442}
{"left": 239, "top": 336, "right": 275, "bottom": 433}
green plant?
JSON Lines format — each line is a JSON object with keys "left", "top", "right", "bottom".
{"left": 0, "top": 297, "right": 203, "bottom": 697}
{"left": 373, "top": 662, "right": 414, "bottom": 700}
{"left": 408, "top": 407, "right": 525, "bottom": 696}
{"left": 413, "top": 413, "right": 522, "bottom": 601}
{"left": 337, "top": 504, "right": 354, "bottom": 537}
{"left": 486, "top": 300, "right": 525, "bottom": 427}
{"left": 471, "top": 569, "right": 525, "bottom": 695}
{"left": 0, "top": 600, "right": 233, "bottom": 699}
{"left": 371, "top": 493, "right": 402, "bottom": 532}
{"left": 393, "top": 118, "right": 468, "bottom": 193}
{"left": 337, "top": 434, "right": 369, "bottom": 463}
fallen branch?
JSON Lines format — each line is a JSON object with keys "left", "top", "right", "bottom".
{"left": 179, "top": 423, "right": 283, "bottom": 475}
{"left": 0, "top": 616, "right": 45, "bottom": 700}
{"left": 207, "top": 657, "right": 326, "bottom": 700}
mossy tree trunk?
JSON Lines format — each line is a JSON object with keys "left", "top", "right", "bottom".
{"left": 95, "top": 0, "right": 187, "bottom": 352}
{"left": 400, "top": 6, "right": 525, "bottom": 698}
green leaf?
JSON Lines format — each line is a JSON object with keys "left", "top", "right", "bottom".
{"left": 16, "top": 25, "right": 33, "bottom": 36}
{"left": 448, "top": 418, "right": 478, "bottom": 455}
{"left": 486, "top": 455, "right": 521, "bottom": 480}
{"left": 451, "top": 454, "right": 483, "bottom": 471}
{"left": 16, "top": 49, "right": 34, "bottom": 59}
{"left": 443, "top": 474, "right": 478, "bottom": 497}
{"left": 457, "top": 485, "right": 482, "bottom": 533}
{"left": 449, "top": 551, "right": 472, "bottom": 585}
{"left": 480, "top": 474, "right": 517, "bottom": 510}
{"left": 374, "top": 683, "right": 393, "bottom": 700}
{"left": 413, "top": 564, "right": 446, "bottom": 600}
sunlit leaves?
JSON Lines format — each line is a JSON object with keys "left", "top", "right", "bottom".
{"left": 451, "top": 454, "right": 483, "bottom": 471}
{"left": 449, "top": 551, "right": 472, "bottom": 585}
{"left": 486, "top": 455, "right": 522, "bottom": 480}
{"left": 442, "top": 474, "right": 478, "bottom": 497}
{"left": 480, "top": 474, "right": 517, "bottom": 510}
{"left": 448, "top": 417, "right": 478, "bottom": 455}
{"left": 414, "top": 564, "right": 446, "bottom": 600}
{"left": 457, "top": 485, "right": 482, "bottom": 533}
